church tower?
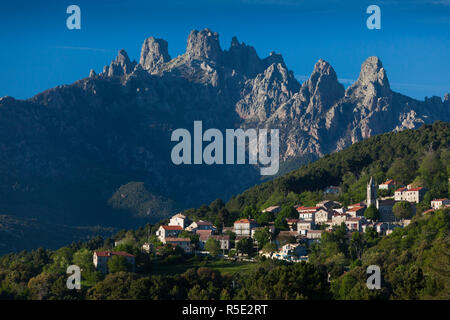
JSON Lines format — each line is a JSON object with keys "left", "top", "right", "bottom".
{"left": 367, "top": 176, "right": 377, "bottom": 207}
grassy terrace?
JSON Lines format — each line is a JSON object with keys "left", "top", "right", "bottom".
{"left": 150, "top": 257, "right": 259, "bottom": 276}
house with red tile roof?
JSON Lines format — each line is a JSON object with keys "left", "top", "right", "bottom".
{"left": 186, "top": 220, "right": 216, "bottom": 233}
{"left": 93, "top": 251, "right": 135, "bottom": 273}
{"left": 156, "top": 225, "right": 183, "bottom": 242}
{"left": 233, "top": 218, "right": 257, "bottom": 237}
{"left": 379, "top": 179, "right": 402, "bottom": 190}
{"left": 164, "top": 237, "right": 192, "bottom": 253}
{"left": 431, "top": 198, "right": 450, "bottom": 210}
{"left": 395, "top": 186, "right": 426, "bottom": 203}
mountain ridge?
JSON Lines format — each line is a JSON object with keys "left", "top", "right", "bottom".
{"left": 0, "top": 28, "right": 448, "bottom": 252}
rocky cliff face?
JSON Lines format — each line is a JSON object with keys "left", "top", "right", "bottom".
{"left": 0, "top": 28, "right": 448, "bottom": 249}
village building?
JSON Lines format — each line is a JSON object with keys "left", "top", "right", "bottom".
{"left": 93, "top": 251, "right": 135, "bottom": 273}
{"left": 211, "top": 235, "right": 230, "bottom": 251}
{"left": 331, "top": 213, "right": 348, "bottom": 226}
{"left": 297, "top": 220, "right": 314, "bottom": 231}
{"left": 286, "top": 218, "right": 299, "bottom": 231}
{"left": 346, "top": 206, "right": 366, "bottom": 217}
{"left": 141, "top": 242, "right": 152, "bottom": 253}
{"left": 431, "top": 198, "right": 450, "bottom": 210}
{"left": 296, "top": 206, "right": 321, "bottom": 221}
{"left": 233, "top": 218, "right": 257, "bottom": 237}
{"left": 377, "top": 199, "right": 396, "bottom": 221}
{"left": 279, "top": 243, "right": 307, "bottom": 257}
{"left": 316, "top": 200, "right": 338, "bottom": 210}
{"left": 394, "top": 187, "right": 426, "bottom": 203}
{"left": 306, "top": 230, "right": 323, "bottom": 239}
{"left": 164, "top": 237, "right": 192, "bottom": 253}
{"left": 348, "top": 202, "right": 366, "bottom": 210}
{"left": 378, "top": 179, "right": 401, "bottom": 190}
{"left": 315, "top": 208, "right": 333, "bottom": 224}
{"left": 186, "top": 220, "right": 216, "bottom": 233}
{"left": 345, "top": 217, "right": 365, "bottom": 232}
{"left": 156, "top": 225, "right": 183, "bottom": 242}
{"left": 196, "top": 229, "right": 213, "bottom": 249}
{"left": 262, "top": 205, "right": 281, "bottom": 214}
{"left": 278, "top": 230, "right": 300, "bottom": 240}
{"left": 169, "top": 213, "right": 191, "bottom": 229}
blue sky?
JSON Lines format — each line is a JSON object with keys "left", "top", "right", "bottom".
{"left": 0, "top": 0, "right": 449, "bottom": 100}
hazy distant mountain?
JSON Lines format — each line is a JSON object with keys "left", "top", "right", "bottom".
{"left": 0, "top": 28, "right": 448, "bottom": 252}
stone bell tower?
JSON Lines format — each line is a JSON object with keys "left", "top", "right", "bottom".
{"left": 367, "top": 176, "right": 377, "bottom": 207}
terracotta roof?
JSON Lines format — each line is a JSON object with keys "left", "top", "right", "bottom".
{"left": 196, "top": 229, "right": 213, "bottom": 241}
{"left": 407, "top": 187, "right": 424, "bottom": 192}
{"left": 95, "top": 251, "right": 134, "bottom": 258}
{"left": 346, "top": 217, "right": 362, "bottom": 222}
{"left": 165, "top": 237, "right": 191, "bottom": 242}
{"left": 395, "top": 187, "right": 407, "bottom": 192}
{"left": 423, "top": 209, "right": 435, "bottom": 214}
{"left": 161, "top": 225, "right": 183, "bottom": 231}
{"left": 234, "top": 218, "right": 256, "bottom": 224}
{"left": 296, "top": 206, "right": 320, "bottom": 211}
{"left": 307, "top": 230, "right": 323, "bottom": 234}
{"left": 196, "top": 220, "right": 213, "bottom": 226}
{"left": 348, "top": 202, "right": 365, "bottom": 207}
{"left": 347, "top": 206, "right": 365, "bottom": 212}
{"left": 212, "top": 235, "right": 230, "bottom": 241}
{"left": 432, "top": 198, "right": 449, "bottom": 201}
{"left": 286, "top": 218, "right": 300, "bottom": 223}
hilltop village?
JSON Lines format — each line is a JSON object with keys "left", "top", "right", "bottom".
{"left": 92, "top": 178, "right": 448, "bottom": 273}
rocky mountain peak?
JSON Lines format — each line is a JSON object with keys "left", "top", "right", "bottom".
{"left": 345, "top": 56, "right": 391, "bottom": 111}
{"left": 358, "top": 56, "right": 390, "bottom": 89}
{"left": 300, "top": 59, "right": 345, "bottom": 116}
{"left": 185, "top": 28, "right": 222, "bottom": 61}
{"left": 139, "top": 37, "right": 171, "bottom": 73}
{"left": 224, "top": 36, "right": 263, "bottom": 77}
{"left": 107, "top": 49, "right": 135, "bottom": 76}
{"left": 347, "top": 56, "right": 390, "bottom": 96}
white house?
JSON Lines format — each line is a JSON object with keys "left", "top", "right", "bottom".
{"left": 186, "top": 220, "right": 216, "bottom": 233}
{"left": 234, "top": 219, "right": 257, "bottom": 237}
{"left": 296, "top": 206, "right": 320, "bottom": 221}
{"left": 306, "top": 230, "right": 324, "bottom": 239}
{"left": 395, "top": 187, "right": 426, "bottom": 203}
{"left": 169, "top": 213, "right": 191, "bottom": 229}
{"left": 431, "top": 198, "right": 450, "bottom": 210}
{"left": 156, "top": 225, "right": 183, "bottom": 242}
{"left": 211, "top": 235, "right": 230, "bottom": 251}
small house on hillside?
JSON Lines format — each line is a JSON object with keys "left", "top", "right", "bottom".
{"left": 93, "top": 251, "right": 135, "bottom": 273}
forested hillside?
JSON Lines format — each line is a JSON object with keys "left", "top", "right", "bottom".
{"left": 226, "top": 121, "right": 450, "bottom": 213}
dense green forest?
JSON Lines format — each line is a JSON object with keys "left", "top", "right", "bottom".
{"left": 0, "top": 122, "right": 448, "bottom": 300}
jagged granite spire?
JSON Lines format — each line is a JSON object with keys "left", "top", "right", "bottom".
{"left": 107, "top": 49, "right": 135, "bottom": 76}
{"left": 185, "top": 28, "right": 222, "bottom": 61}
{"left": 300, "top": 59, "right": 345, "bottom": 117}
{"left": 346, "top": 56, "right": 390, "bottom": 99}
{"left": 139, "top": 37, "right": 171, "bottom": 73}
